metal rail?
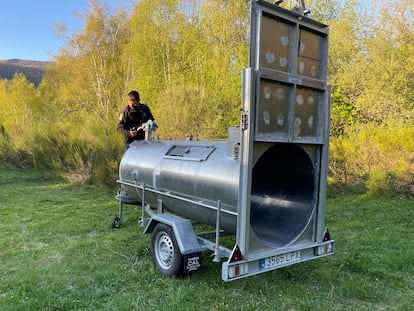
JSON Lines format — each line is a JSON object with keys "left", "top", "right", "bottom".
{"left": 117, "top": 179, "right": 235, "bottom": 261}
{"left": 117, "top": 180, "right": 238, "bottom": 217}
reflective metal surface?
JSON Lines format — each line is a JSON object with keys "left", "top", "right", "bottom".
{"left": 250, "top": 143, "right": 316, "bottom": 247}
{"left": 119, "top": 139, "right": 316, "bottom": 247}
{"left": 119, "top": 140, "right": 240, "bottom": 233}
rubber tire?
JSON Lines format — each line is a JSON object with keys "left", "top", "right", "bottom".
{"left": 112, "top": 216, "right": 121, "bottom": 228}
{"left": 150, "top": 223, "right": 183, "bottom": 277}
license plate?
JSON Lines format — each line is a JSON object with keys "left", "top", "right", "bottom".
{"left": 260, "top": 251, "right": 301, "bottom": 270}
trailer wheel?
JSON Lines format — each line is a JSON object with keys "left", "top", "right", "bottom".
{"left": 112, "top": 216, "right": 121, "bottom": 228}
{"left": 151, "top": 223, "right": 183, "bottom": 277}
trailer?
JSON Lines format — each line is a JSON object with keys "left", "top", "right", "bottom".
{"left": 114, "top": 0, "right": 334, "bottom": 281}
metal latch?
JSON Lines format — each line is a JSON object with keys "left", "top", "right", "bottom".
{"left": 241, "top": 109, "right": 248, "bottom": 130}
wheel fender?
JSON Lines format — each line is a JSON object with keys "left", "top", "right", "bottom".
{"left": 144, "top": 213, "right": 201, "bottom": 255}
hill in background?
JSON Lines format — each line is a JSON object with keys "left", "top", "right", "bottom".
{"left": 0, "top": 59, "right": 49, "bottom": 87}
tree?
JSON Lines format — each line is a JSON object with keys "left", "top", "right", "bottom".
{"left": 354, "top": 0, "right": 414, "bottom": 125}
{"left": 40, "top": 0, "right": 131, "bottom": 144}
{"left": 27, "top": 1, "right": 132, "bottom": 182}
{"left": 0, "top": 74, "right": 38, "bottom": 147}
{"left": 127, "top": 0, "right": 249, "bottom": 138}
{"left": 196, "top": 0, "right": 249, "bottom": 136}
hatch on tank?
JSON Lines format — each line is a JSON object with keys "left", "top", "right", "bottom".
{"left": 165, "top": 144, "right": 216, "bottom": 161}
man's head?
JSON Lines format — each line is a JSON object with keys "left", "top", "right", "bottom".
{"left": 127, "top": 90, "right": 140, "bottom": 109}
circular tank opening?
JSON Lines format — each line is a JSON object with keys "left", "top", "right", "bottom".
{"left": 250, "top": 144, "right": 316, "bottom": 248}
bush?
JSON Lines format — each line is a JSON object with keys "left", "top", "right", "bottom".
{"left": 0, "top": 124, "right": 33, "bottom": 168}
{"left": 329, "top": 123, "right": 414, "bottom": 196}
{"left": 17, "top": 126, "right": 122, "bottom": 187}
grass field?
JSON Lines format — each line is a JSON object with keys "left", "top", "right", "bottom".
{"left": 0, "top": 168, "right": 413, "bottom": 310}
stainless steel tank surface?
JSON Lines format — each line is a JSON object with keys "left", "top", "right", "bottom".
{"left": 119, "top": 140, "right": 316, "bottom": 248}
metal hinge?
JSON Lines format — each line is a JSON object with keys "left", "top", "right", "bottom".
{"left": 241, "top": 109, "right": 248, "bottom": 130}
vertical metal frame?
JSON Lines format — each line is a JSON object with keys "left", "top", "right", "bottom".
{"left": 236, "top": 68, "right": 255, "bottom": 256}
{"left": 237, "top": 0, "right": 330, "bottom": 255}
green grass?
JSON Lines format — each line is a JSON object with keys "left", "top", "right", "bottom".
{"left": 0, "top": 168, "right": 413, "bottom": 310}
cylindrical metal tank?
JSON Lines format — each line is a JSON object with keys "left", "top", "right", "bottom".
{"left": 120, "top": 140, "right": 240, "bottom": 232}
{"left": 119, "top": 138, "right": 317, "bottom": 248}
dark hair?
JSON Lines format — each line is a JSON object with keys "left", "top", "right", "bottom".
{"left": 128, "top": 90, "right": 140, "bottom": 102}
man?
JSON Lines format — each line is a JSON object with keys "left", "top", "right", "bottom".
{"left": 117, "top": 90, "right": 156, "bottom": 151}
{"left": 115, "top": 90, "right": 157, "bottom": 208}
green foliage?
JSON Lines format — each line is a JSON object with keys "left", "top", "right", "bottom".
{"left": 329, "top": 123, "right": 414, "bottom": 195}
{"left": 306, "top": 0, "right": 349, "bottom": 23}
{"left": 330, "top": 87, "right": 356, "bottom": 136}
{"left": 323, "top": 0, "right": 414, "bottom": 131}
{"left": 153, "top": 83, "right": 211, "bottom": 139}
{"left": 0, "top": 74, "right": 38, "bottom": 148}
{"left": 7, "top": 2, "right": 130, "bottom": 184}
{"left": 127, "top": 0, "right": 248, "bottom": 137}
{"left": 0, "top": 122, "right": 19, "bottom": 167}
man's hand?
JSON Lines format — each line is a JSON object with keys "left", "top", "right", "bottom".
{"left": 129, "top": 128, "right": 138, "bottom": 137}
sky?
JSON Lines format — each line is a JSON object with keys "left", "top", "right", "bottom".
{"left": 0, "top": 0, "right": 373, "bottom": 62}
{"left": 0, "top": 0, "right": 118, "bottom": 61}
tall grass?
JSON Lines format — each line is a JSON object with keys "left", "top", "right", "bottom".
{"left": 15, "top": 128, "right": 122, "bottom": 187}
{"left": 2, "top": 116, "right": 414, "bottom": 197}
{"left": 0, "top": 168, "right": 413, "bottom": 310}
